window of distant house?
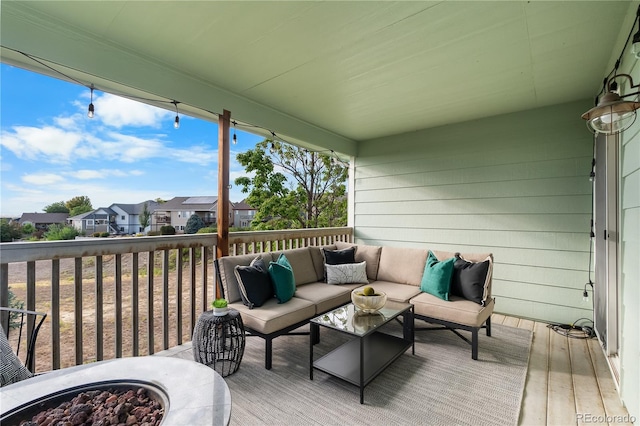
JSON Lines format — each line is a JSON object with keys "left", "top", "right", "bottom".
{"left": 87, "top": 219, "right": 94, "bottom": 226}
{"left": 119, "top": 227, "right": 124, "bottom": 232}
{"left": 121, "top": 215, "right": 125, "bottom": 220}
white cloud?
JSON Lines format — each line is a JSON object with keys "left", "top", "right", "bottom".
{"left": 21, "top": 173, "right": 66, "bottom": 185}
{"left": 69, "top": 169, "right": 145, "bottom": 180}
{"left": 0, "top": 126, "right": 83, "bottom": 163}
{"left": 94, "top": 93, "right": 173, "bottom": 128}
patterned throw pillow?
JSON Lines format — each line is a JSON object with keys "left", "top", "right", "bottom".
{"left": 325, "top": 261, "right": 369, "bottom": 285}
{"left": 1, "top": 325, "right": 33, "bottom": 387}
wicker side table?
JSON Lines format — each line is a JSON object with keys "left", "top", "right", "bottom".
{"left": 192, "top": 309, "right": 245, "bottom": 377}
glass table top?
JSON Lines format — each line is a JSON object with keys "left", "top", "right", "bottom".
{"left": 310, "top": 301, "right": 411, "bottom": 337}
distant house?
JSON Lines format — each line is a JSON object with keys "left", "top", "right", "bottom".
{"left": 150, "top": 196, "right": 234, "bottom": 233}
{"left": 19, "top": 212, "right": 69, "bottom": 230}
{"left": 110, "top": 201, "right": 159, "bottom": 234}
{"left": 67, "top": 208, "right": 116, "bottom": 234}
{"left": 232, "top": 199, "right": 257, "bottom": 229}
{"left": 69, "top": 200, "right": 159, "bottom": 235}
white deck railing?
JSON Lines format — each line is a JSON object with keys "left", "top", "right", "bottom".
{"left": 0, "top": 227, "right": 352, "bottom": 372}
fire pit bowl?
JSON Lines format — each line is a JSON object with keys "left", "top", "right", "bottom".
{"left": 0, "top": 356, "right": 231, "bottom": 426}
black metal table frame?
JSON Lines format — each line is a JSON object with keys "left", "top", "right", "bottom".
{"left": 309, "top": 303, "right": 414, "bottom": 404}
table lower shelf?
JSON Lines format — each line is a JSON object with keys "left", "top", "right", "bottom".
{"left": 313, "top": 331, "right": 411, "bottom": 388}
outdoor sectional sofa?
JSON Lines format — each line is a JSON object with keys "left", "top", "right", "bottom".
{"left": 215, "top": 242, "right": 494, "bottom": 370}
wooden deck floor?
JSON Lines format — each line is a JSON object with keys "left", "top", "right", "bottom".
{"left": 491, "top": 314, "right": 633, "bottom": 426}
{"left": 160, "top": 314, "right": 633, "bottom": 425}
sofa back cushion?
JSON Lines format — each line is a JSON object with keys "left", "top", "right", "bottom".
{"left": 217, "top": 253, "right": 274, "bottom": 303}
{"left": 335, "top": 242, "right": 382, "bottom": 280}
{"left": 377, "top": 246, "right": 429, "bottom": 286}
{"left": 309, "top": 245, "right": 336, "bottom": 281}
{"left": 272, "top": 247, "right": 318, "bottom": 286}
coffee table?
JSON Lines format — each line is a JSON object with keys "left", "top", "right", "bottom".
{"left": 309, "top": 301, "right": 414, "bottom": 404}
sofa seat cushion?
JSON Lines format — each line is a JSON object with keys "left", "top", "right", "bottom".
{"left": 377, "top": 246, "right": 428, "bottom": 286}
{"left": 410, "top": 293, "right": 495, "bottom": 328}
{"left": 294, "top": 282, "right": 353, "bottom": 314}
{"left": 335, "top": 242, "right": 382, "bottom": 280}
{"left": 353, "top": 281, "right": 422, "bottom": 303}
{"left": 230, "top": 297, "right": 316, "bottom": 335}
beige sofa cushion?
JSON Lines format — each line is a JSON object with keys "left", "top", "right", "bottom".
{"left": 293, "top": 282, "right": 353, "bottom": 314}
{"left": 272, "top": 247, "right": 318, "bottom": 286}
{"left": 377, "top": 246, "right": 429, "bottom": 286}
{"left": 335, "top": 242, "right": 382, "bottom": 280}
{"left": 217, "top": 253, "right": 273, "bottom": 303}
{"left": 410, "top": 293, "right": 495, "bottom": 328}
{"left": 229, "top": 297, "right": 316, "bottom": 335}
{"left": 309, "top": 245, "right": 336, "bottom": 282}
{"left": 353, "top": 281, "right": 422, "bottom": 303}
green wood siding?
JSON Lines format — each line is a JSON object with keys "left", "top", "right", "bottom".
{"left": 354, "top": 100, "right": 593, "bottom": 325}
{"left": 619, "top": 57, "right": 639, "bottom": 420}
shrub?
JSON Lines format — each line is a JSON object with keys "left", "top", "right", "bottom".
{"left": 1, "top": 220, "right": 22, "bottom": 242}
{"left": 196, "top": 226, "right": 217, "bottom": 234}
{"left": 185, "top": 214, "right": 205, "bottom": 234}
{"left": 92, "top": 232, "right": 101, "bottom": 237}
{"left": 44, "top": 224, "right": 79, "bottom": 241}
{"left": 160, "top": 225, "right": 176, "bottom": 235}
{"left": 147, "top": 231, "right": 161, "bottom": 236}
{"left": 100, "top": 232, "right": 110, "bottom": 237}
{"left": 21, "top": 223, "right": 35, "bottom": 235}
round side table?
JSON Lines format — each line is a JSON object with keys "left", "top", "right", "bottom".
{"left": 192, "top": 309, "right": 245, "bottom": 377}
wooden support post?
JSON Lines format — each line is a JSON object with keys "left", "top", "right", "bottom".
{"left": 217, "top": 109, "right": 231, "bottom": 299}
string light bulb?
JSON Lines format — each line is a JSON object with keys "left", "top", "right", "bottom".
{"left": 87, "top": 85, "right": 95, "bottom": 118}
{"left": 172, "top": 101, "right": 180, "bottom": 129}
{"left": 232, "top": 121, "right": 237, "bottom": 145}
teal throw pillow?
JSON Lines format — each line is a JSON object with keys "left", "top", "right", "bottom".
{"left": 269, "top": 254, "right": 296, "bottom": 303}
{"left": 420, "top": 251, "right": 455, "bottom": 301}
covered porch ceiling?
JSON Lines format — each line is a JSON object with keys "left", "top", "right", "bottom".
{"left": 0, "top": 1, "right": 634, "bottom": 155}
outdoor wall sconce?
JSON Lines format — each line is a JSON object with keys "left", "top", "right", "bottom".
{"left": 581, "top": 73, "right": 640, "bottom": 135}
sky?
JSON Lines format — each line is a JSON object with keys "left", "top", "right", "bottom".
{"left": 0, "top": 64, "right": 265, "bottom": 218}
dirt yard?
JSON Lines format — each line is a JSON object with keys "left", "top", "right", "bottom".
{"left": 7, "top": 253, "right": 213, "bottom": 372}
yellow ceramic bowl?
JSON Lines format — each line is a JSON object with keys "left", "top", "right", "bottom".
{"left": 351, "top": 289, "right": 387, "bottom": 313}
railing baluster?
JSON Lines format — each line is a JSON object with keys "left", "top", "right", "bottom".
{"left": 201, "top": 246, "right": 208, "bottom": 313}
{"left": 115, "top": 253, "right": 122, "bottom": 358}
{"left": 74, "top": 257, "right": 83, "bottom": 366}
{"left": 26, "top": 261, "right": 36, "bottom": 366}
{"left": 96, "top": 255, "right": 103, "bottom": 361}
{"left": 132, "top": 253, "right": 139, "bottom": 357}
{"left": 147, "top": 251, "right": 154, "bottom": 355}
{"left": 162, "top": 249, "right": 169, "bottom": 350}
{"left": 190, "top": 247, "right": 196, "bottom": 335}
{"left": 177, "top": 248, "right": 183, "bottom": 345}
{"left": 52, "top": 259, "right": 60, "bottom": 370}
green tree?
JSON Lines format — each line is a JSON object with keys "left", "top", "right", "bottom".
{"left": 66, "top": 196, "right": 93, "bottom": 217}
{"left": 21, "top": 223, "right": 36, "bottom": 235}
{"left": 185, "top": 214, "right": 205, "bottom": 234}
{"left": 235, "top": 139, "right": 348, "bottom": 230}
{"left": 0, "top": 220, "right": 22, "bottom": 242}
{"left": 139, "top": 202, "right": 151, "bottom": 231}
{"left": 43, "top": 201, "right": 70, "bottom": 213}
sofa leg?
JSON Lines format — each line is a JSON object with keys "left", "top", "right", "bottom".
{"left": 471, "top": 328, "right": 478, "bottom": 360}
{"left": 486, "top": 316, "right": 492, "bottom": 337}
{"left": 265, "top": 339, "right": 273, "bottom": 370}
